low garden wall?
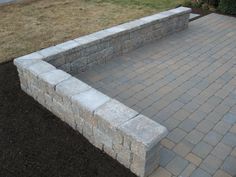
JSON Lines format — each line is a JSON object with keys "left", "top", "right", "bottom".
{"left": 41, "top": 7, "right": 191, "bottom": 74}
{"left": 14, "top": 7, "right": 191, "bottom": 177}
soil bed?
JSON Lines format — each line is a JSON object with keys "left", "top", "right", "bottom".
{"left": 0, "top": 61, "right": 136, "bottom": 177}
{"left": 191, "top": 7, "right": 236, "bottom": 18}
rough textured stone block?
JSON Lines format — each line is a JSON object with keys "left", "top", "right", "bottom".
{"left": 38, "top": 69, "right": 71, "bottom": 91}
{"left": 74, "top": 34, "right": 98, "bottom": 47}
{"left": 119, "top": 115, "right": 168, "bottom": 176}
{"left": 38, "top": 46, "right": 63, "bottom": 58}
{"left": 93, "top": 128, "right": 113, "bottom": 149}
{"left": 56, "top": 77, "right": 91, "bottom": 100}
{"left": 94, "top": 99, "right": 138, "bottom": 136}
{"left": 27, "top": 60, "right": 56, "bottom": 78}
{"left": 71, "top": 89, "right": 110, "bottom": 126}
{"left": 13, "top": 52, "right": 43, "bottom": 69}
{"left": 56, "top": 40, "right": 79, "bottom": 51}
{"left": 120, "top": 115, "right": 167, "bottom": 156}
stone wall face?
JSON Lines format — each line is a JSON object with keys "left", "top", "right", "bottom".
{"left": 14, "top": 7, "right": 191, "bottom": 177}
{"left": 42, "top": 7, "right": 191, "bottom": 74}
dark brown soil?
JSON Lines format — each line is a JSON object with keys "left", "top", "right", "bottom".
{"left": 191, "top": 7, "right": 236, "bottom": 18}
{"left": 191, "top": 7, "right": 211, "bottom": 16}
{"left": 0, "top": 61, "right": 136, "bottom": 177}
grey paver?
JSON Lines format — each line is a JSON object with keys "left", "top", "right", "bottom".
{"left": 223, "top": 113, "right": 236, "bottom": 125}
{"left": 211, "top": 142, "right": 232, "bottom": 161}
{"left": 191, "top": 168, "right": 211, "bottom": 177}
{"left": 185, "top": 130, "right": 204, "bottom": 145}
{"left": 179, "top": 119, "right": 198, "bottom": 133}
{"left": 166, "top": 156, "right": 189, "bottom": 176}
{"left": 203, "top": 131, "right": 223, "bottom": 146}
{"left": 173, "top": 139, "right": 194, "bottom": 157}
{"left": 188, "top": 110, "right": 207, "bottom": 123}
{"left": 180, "top": 163, "right": 196, "bottom": 177}
{"left": 196, "top": 119, "right": 215, "bottom": 134}
{"left": 213, "top": 120, "right": 232, "bottom": 135}
{"left": 192, "top": 142, "right": 213, "bottom": 159}
{"left": 222, "top": 156, "right": 236, "bottom": 176}
{"left": 221, "top": 132, "right": 236, "bottom": 147}
{"left": 167, "top": 128, "right": 187, "bottom": 143}
{"left": 163, "top": 118, "right": 181, "bottom": 131}
{"left": 160, "top": 147, "right": 176, "bottom": 167}
{"left": 200, "top": 155, "right": 222, "bottom": 175}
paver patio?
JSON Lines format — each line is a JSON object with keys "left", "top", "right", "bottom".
{"left": 76, "top": 13, "right": 236, "bottom": 177}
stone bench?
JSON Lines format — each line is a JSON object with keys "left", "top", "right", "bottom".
{"left": 14, "top": 7, "right": 191, "bottom": 177}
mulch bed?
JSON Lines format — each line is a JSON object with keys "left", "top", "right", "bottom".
{"left": 190, "top": 7, "right": 236, "bottom": 18}
{"left": 0, "top": 61, "right": 136, "bottom": 177}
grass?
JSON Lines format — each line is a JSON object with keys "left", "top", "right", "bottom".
{"left": 0, "top": 0, "right": 184, "bottom": 63}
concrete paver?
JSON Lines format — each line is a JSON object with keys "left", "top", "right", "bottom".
{"left": 77, "top": 14, "right": 236, "bottom": 177}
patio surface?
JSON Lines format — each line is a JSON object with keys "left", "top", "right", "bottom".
{"left": 76, "top": 14, "right": 236, "bottom": 177}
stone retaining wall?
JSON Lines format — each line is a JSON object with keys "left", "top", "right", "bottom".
{"left": 14, "top": 7, "right": 191, "bottom": 177}
{"left": 14, "top": 59, "right": 168, "bottom": 177}
{"left": 41, "top": 7, "right": 191, "bottom": 74}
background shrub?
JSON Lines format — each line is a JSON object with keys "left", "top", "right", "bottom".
{"left": 218, "top": 0, "right": 236, "bottom": 14}
{"left": 207, "top": 0, "right": 219, "bottom": 6}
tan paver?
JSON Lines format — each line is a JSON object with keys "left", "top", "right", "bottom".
{"left": 185, "top": 153, "right": 202, "bottom": 166}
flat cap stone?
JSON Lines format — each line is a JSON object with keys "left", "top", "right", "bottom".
{"left": 119, "top": 19, "right": 146, "bottom": 30}
{"left": 72, "top": 89, "right": 110, "bottom": 117}
{"left": 95, "top": 99, "right": 138, "bottom": 128}
{"left": 56, "top": 40, "right": 79, "bottom": 51}
{"left": 120, "top": 114, "right": 168, "bottom": 149}
{"left": 92, "top": 30, "right": 112, "bottom": 41}
{"left": 13, "top": 52, "right": 44, "bottom": 68}
{"left": 38, "top": 46, "right": 63, "bottom": 58}
{"left": 56, "top": 77, "right": 91, "bottom": 98}
{"left": 74, "top": 34, "right": 98, "bottom": 46}
{"left": 38, "top": 69, "right": 71, "bottom": 87}
{"left": 28, "top": 60, "right": 56, "bottom": 77}
{"left": 169, "top": 7, "right": 192, "bottom": 14}
{"left": 106, "top": 26, "right": 126, "bottom": 35}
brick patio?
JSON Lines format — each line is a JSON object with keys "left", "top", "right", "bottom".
{"left": 76, "top": 13, "right": 236, "bottom": 177}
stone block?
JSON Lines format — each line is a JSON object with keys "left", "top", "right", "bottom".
{"left": 27, "top": 60, "right": 56, "bottom": 78}
{"left": 117, "top": 148, "right": 131, "bottom": 168}
{"left": 119, "top": 115, "right": 168, "bottom": 159}
{"left": 103, "top": 145, "right": 117, "bottom": 159}
{"left": 94, "top": 99, "right": 138, "bottom": 143}
{"left": 169, "top": 7, "right": 192, "bottom": 15}
{"left": 56, "top": 40, "right": 79, "bottom": 51}
{"left": 13, "top": 52, "right": 43, "bottom": 69}
{"left": 93, "top": 127, "right": 113, "bottom": 149}
{"left": 130, "top": 153, "right": 160, "bottom": 177}
{"left": 38, "top": 46, "right": 63, "bottom": 58}
{"left": 38, "top": 69, "right": 71, "bottom": 94}
{"left": 71, "top": 89, "right": 110, "bottom": 127}
{"left": 166, "top": 156, "right": 189, "bottom": 176}
{"left": 74, "top": 34, "right": 98, "bottom": 47}
{"left": 56, "top": 77, "right": 91, "bottom": 101}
